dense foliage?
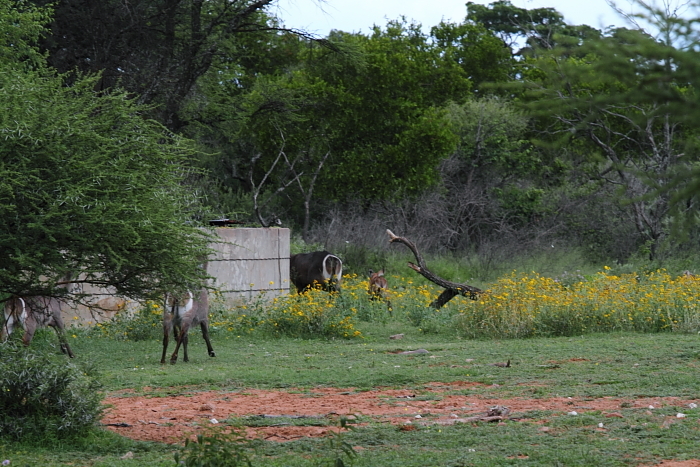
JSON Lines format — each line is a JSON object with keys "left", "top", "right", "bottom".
{"left": 0, "top": 345, "right": 103, "bottom": 441}
{"left": 0, "top": 0, "right": 211, "bottom": 300}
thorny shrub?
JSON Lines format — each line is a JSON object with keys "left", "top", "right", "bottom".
{"left": 0, "top": 343, "right": 103, "bottom": 441}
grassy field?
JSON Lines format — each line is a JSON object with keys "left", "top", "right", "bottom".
{"left": 3, "top": 268, "right": 700, "bottom": 466}
{"left": 2, "top": 328, "right": 700, "bottom": 466}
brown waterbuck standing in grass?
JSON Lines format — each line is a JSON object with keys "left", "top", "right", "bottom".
{"left": 368, "top": 269, "right": 392, "bottom": 315}
{"left": 1, "top": 295, "right": 75, "bottom": 358}
{"left": 290, "top": 251, "right": 343, "bottom": 293}
{"left": 161, "top": 287, "right": 215, "bottom": 365}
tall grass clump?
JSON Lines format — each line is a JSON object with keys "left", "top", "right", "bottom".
{"left": 454, "top": 268, "right": 700, "bottom": 338}
{"left": 0, "top": 343, "right": 103, "bottom": 442}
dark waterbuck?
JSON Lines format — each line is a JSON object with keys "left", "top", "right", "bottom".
{"left": 289, "top": 251, "right": 343, "bottom": 293}
{"left": 1, "top": 295, "right": 75, "bottom": 358}
{"left": 368, "top": 269, "right": 392, "bottom": 314}
{"left": 161, "top": 287, "right": 215, "bottom": 364}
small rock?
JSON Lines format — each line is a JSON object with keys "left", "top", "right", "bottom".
{"left": 389, "top": 334, "right": 404, "bottom": 340}
{"left": 689, "top": 403, "right": 698, "bottom": 409}
{"left": 199, "top": 403, "right": 214, "bottom": 411}
{"left": 210, "top": 418, "right": 219, "bottom": 424}
{"left": 400, "top": 349, "right": 429, "bottom": 355}
{"left": 567, "top": 411, "right": 578, "bottom": 416}
{"left": 487, "top": 405, "right": 511, "bottom": 417}
{"left": 605, "top": 412, "right": 624, "bottom": 418}
{"left": 120, "top": 452, "right": 134, "bottom": 460}
{"left": 676, "top": 413, "right": 686, "bottom": 418}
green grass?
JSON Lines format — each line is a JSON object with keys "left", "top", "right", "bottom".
{"left": 3, "top": 326, "right": 700, "bottom": 466}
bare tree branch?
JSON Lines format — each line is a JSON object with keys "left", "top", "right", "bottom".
{"left": 386, "top": 229, "right": 483, "bottom": 309}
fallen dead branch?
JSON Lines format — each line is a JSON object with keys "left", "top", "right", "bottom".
{"left": 386, "top": 229, "right": 483, "bottom": 308}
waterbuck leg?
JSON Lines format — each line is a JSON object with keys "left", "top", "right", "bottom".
{"left": 170, "top": 337, "right": 182, "bottom": 364}
{"left": 161, "top": 314, "right": 173, "bottom": 364}
{"left": 22, "top": 327, "right": 36, "bottom": 348}
{"left": 200, "top": 322, "right": 216, "bottom": 357}
{"left": 182, "top": 331, "right": 189, "bottom": 363}
{"left": 51, "top": 326, "right": 75, "bottom": 358}
{"left": 1, "top": 306, "right": 16, "bottom": 341}
{"left": 50, "top": 313, "right": 75, "bottom": 358}
{"left": 160, "top": 332, "right": 170, "bottom": 364}
{"left": 170, "top": 322, "right": 189, "bottom": 364}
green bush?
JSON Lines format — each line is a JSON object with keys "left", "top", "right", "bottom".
{"left": 0, "top": 344, "right": 103, "bottom": 441}
{"left": 261, "top": 289, "right": 362, "bottom": 339}
{"left": 208, "top": 290, "right": 264, "bottom": 336}
{"left": 92, "top": 301, "right": 162, "bottom": 341}
{"left": 174, "top": 428, "right": 253, "bottom": 467}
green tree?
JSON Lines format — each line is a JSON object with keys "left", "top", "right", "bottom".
{"left": 465, "top": 0, "right": 602, "bottom": 57}
{"left": 521, "top": 5, "right": 700, "bottom": 259}
{"left": 28, "top": 0, "right": 304, "bottom": 131}
{"left": 0, "top": 0, "right": 211, "bottom": 300}
{"left": 431, "top": 19, "right": 514, "bottom": 87}
{"left": 186, "top": 20, "right": 474, "bottom": 235}
{"left": 298, "top": 22, "right": 472, "bottom": 202}
{"left": 0, "top": 0, "right": 47, "bottom": 68}
{"left": 432, "top": 98, "right": 540, "bottom": 249}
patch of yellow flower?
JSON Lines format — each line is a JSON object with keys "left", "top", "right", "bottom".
{"left": 456, "top": 268, "right": 700, "bottom": 338}
{"left": 263, "top": 278, "right": 362, "bottom": 338}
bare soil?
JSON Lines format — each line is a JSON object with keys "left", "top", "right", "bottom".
{"left": 102, "top": 381, "right": 698, "bottom": 458}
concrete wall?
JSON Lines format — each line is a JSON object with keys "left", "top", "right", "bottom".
{"left": 60, "top": 227, "right": 290, "bottom": 326}
{"left": 209, "top": 227, "right": 290, "bottom": 304}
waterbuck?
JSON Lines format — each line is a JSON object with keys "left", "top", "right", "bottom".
{"left": 1, "top": 295, "right": 75, "bottom": 358}
{"left": 368, "top": 269, "right": 392, "bottom": 314}
{"left": 161, "top": 288, "right": 215, "bottom": 364}
{"left": 290, "top": 251, "right": 343, "bottom": 293}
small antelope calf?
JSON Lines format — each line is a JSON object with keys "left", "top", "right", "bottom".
{"left": 368, "top": 269, "right": 392, "bottom": 315}
{"left": 161, "top": 288, "right": 215, "bottom": 364}
{"left": 1, "top": 296, "right": 75, "bottom": 358}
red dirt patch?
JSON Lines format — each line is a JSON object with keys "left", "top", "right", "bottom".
{"left": 101, "top": 383, "right": 698, "bottom": 445}
{"left": 644, "top": 462, "right": 700, "bottom": 467}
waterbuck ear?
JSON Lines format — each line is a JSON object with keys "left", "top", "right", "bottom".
{"left": 377, "top": 269, "right": 385, "bottom": 276}
{"left": 368, "top": 269, "right": 374, "bottom": 276}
